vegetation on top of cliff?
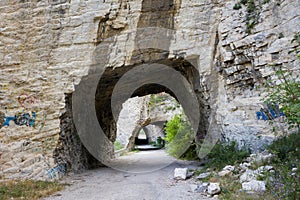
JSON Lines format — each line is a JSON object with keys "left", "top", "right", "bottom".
{"left": 233, "top": 0, "right": 274, "bottom": 34}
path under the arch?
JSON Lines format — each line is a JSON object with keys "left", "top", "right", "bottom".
{"left": 44, "top": 150, "right": 213, "bottom": 200}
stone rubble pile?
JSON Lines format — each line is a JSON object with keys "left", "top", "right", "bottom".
{"left": 174, "top": 152, "right": 280, "bottom": 198}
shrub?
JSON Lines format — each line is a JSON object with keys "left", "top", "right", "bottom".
{"left": 164, "top": 114, "right": 198, "bottom": 159}
{"left": 263, "top": 66, "right": 300, "bottom": 130}
{"left": 246, "top": 0, "right": 256, "bottom": 13}
{"left": 233, "top": 3, "right": 242, "bottom": 10}
{"left": 240, "top": 0, "right": 248, "bottom": 5}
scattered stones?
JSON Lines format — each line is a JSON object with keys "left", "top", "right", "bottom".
{"left": 207, "top": 182, "right": 221, "bottom": 196}
{"left": 257, "top": 165, "right": 274, "bottom": 173}
{"left": 240, "top": 162, "right": 251, "bottom": 170}
{"left": 242, "top": 180, "right": 266, "bottom": 192}
{"left": 174, "top": 168, "right": 188, "bottom": 180}
{"left": 247, "top": 153, "right": 273, "bottom": 164}
{"left": 291, "top": 168, "right": 297, "bottom": 176}
{"left": 191, "top": 182, "right": 210, "bottom": 194}
{"left": 196, "top": 172, "right": 211, "bottom": 179}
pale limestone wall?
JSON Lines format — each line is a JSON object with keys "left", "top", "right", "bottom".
{"left": 215, "top": 0, "right": 300, "bottom": 150}
{"left": 116, "top": 96, "right": 147, "bottom": 147}
{"left": 0, "top": 0, "right": 299, "bottom": 180}
{"left": 0, "top": 0, "right": 117, "bottom": 180}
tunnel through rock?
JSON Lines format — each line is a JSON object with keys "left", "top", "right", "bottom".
{"left": 55, "top": 0, "right": 209, "bottom": 171}
{"left": 95, "top": 57, "right": 209, "bottom": 157}
{"left": 56, "top": 57, "right": 209, "bottom": 173}
{"left": 116, "top": 93, "right": 180, "bottom": 151}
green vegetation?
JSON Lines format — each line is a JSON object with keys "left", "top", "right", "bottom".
{"left": 233, "top": 0, "right": 273, "bottom": 34}
{"left": 233, "top": 3, "right": 242, "bottom": 10}
{"left": 264, "top": 132, "right": 300, "bottom": 199}
{"left": 258, "top": 35, "right": 300, "bottom": 199}
{"left": 114, "top": 141, "right": 124, "bottom": 151}
{"left": 204, "top": 141, "right": 251, "bottom": 171}
{"left": 149, "top": 137, "right": 164, "bottom": 148}
{"left": 0, "top": 180, "right": 64, "bottom": 200}
{"left": 164, "top": 114, "right": 198, "bottom": 160}
{"left": 291, "top": 32, "right": 300, "bottom": 59}
{"left": 263, "top": 66, "right": 300, "bottom": 129}
{"left": 278, "top": 32, "right": 284, "bottom": 39}
{"left": 148, "top": 94, "right": 169, "bottom": 108}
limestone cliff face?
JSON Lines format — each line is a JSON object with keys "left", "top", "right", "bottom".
{"left": 0, "top": 0, "right": 299, "bottom": 180}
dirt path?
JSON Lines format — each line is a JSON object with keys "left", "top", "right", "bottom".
{"left": 44, "top": 150, "right": 215, "bottom": 200}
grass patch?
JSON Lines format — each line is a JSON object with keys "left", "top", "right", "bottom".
{"left": 0, "top": 180, "right": 65, "bottom": 200}
{"left": 114, "top": 141, "right": 124, "bottom": 151}
{"left": 265, "top": 132, "right": 300, "bottom": 199}
{"left": 204, "top": 141, "right": 250, "bottom": 171}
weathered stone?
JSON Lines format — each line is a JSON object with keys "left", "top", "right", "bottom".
{"left": 240, "top": 162, "right": 251, "bottom": 170}
{"left": 292, "top": 168, "right": 298, "bottom": 172}
{"left": 223, "top": 165, "right": 235, "bottom": 172}
{"left": 174, "top": 168, "right": 188, "bottom": 180}
{"left": 257, "top": 165, "right": 274, "bottom": 173}
{"left": 240, "top": 169, "right": 258, "bottom": 183}
{"left": 207, "top": 182, "right": 221, "bottom": 196}
{"left": 0, "top": 0, "right": 299, "bottom": 180}
{"left": 196, "top": 182, "right": 209, "bottom": 194}
{"left": 242, "top": 180, "right": 266, "bottom": 192}
{"left": 197, "top": 172, "right": 211, "bottom": 179}
{"left": 218, "top": 170, "right": 231, "bottom": 177}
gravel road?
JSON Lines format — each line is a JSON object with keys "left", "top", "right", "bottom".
{"left": 44, "top": 150, "right": 216, "bottom": 200}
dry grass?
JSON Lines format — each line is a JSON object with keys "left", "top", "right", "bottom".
{"left": 215, "top": 174, "right": 275, "bottom": 200}
{"left": 0, "top": 179, "right": 65, "bottom": 200}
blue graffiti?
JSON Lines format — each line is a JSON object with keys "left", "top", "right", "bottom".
{"left": 46, "top": 163, "right": 67, "bottom": 179}
{"left": 256, "top": 105, "right": 284, "bottom": 121}
{"left": 3, "top": 112, "right": 36, "bottom": 127}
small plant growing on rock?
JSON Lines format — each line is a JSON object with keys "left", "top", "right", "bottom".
{"left": 240, "top": 0, "right": 248, "bottom": 5}
{"left": 233, "top": 3, "right": 242, "bottom": 10}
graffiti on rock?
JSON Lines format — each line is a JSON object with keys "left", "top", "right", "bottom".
{"left": 1, "top": 93, "right": 39, "bottom": 127}
{"left": 3, "top": 111, "right": 36, "bottom": 127}
{"left": 18, "top": 93, "right": 38, "bottom": 109}
{"left": 256, "top": 105, "right": 284, "bottom": 121}
{"left": 46, "top": 163, "right": 67, "bottom": 179}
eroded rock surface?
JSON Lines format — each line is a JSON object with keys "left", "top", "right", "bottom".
{"left": 0, "top": 0, "right": 299, "bottom": 180}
